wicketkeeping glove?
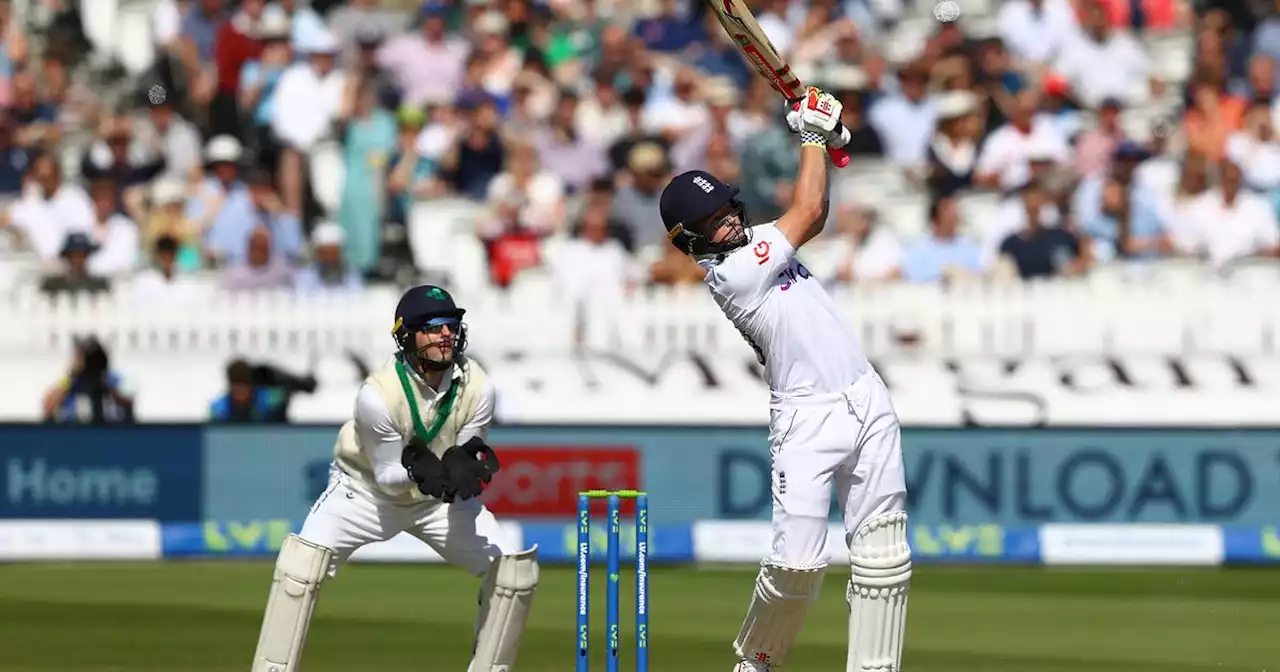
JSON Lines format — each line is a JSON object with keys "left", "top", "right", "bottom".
{"left": 402, "top": 437, "right": 456, "bottom": 500}
{"left": 440, "top": 437, "right": 502, "bottom": 503}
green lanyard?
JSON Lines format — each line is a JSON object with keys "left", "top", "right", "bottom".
{"left": 394, "top": 355, "right": 459, "bottom": 445}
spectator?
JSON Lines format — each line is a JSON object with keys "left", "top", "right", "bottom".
{"left": 328, "top": 0, "right": 404, "bottom": 61}
{"left": 142, "top": 177, "right": 203, "bottom": 272}
{"left": 444, "top": 93, "right": 505, "bottom": 200}
{"left": 0, "top": 0, "right": 30, "bottom": 107}
{"left": 976, "top": 89, "right": 1071, "bottom": 191}
{"left": 348, "top": 27, "right": 397, "bottom": 109}
{"left": 211, "top": 0, "right": 267, "bottom": 138}
{"left": 244, "top": 168, "right": 304, "bottom": 264}
{"left": 0, "top": 109, "right": 27, "bottom": 197}
{"left": 535, "top": 90, "right": 608, "bottom": 194}
{"left": 336, "top": 79, "right": 397, "bottom": 275}
{"left": 1236, "top": 52, "right": 1277, "bottom": 103}
{"left": 612, "top": 142, "right": 671, "bottom": 254}
{"left": 575, "top": 73, "right": 631, "bottom": 150}
{"left": 690, "top": 11, "right": 752, "bottom": 90}
{"left": 42, "top": 337, "right": 134, "bottom": 425}
{"left": 633, "top": 0, "right": 705, "bottom": 54}
{"left": 548, "top": 201, "right": 637, "bottom": 315}
{"left": 832, "top": 77, "right": 884, "bottom": 158}
{"left": 223, "top": 226, "right": 295, "bottom": 291}
{"left": 84, "top": 179, "right": 141, "bottom": 278}
{"left": 8, "top": 71, "right": 59, "bottom": 148}
{"left": 80, "top": 117, "right": 166, "bottom": 208}
{"left": 642, "top": 65, "right": 709, "bottom": 144}
{"left": 868, "top": 61, "right": 938, "bottom": 176}
{"left": 133, "top": 235, "right": 207, "bottom": 303}
{"left": 376, "top": 3, "right": 469, "bottom": 109}
{"left": 1157, "top": 152, "right": 1211, "bottom": 250}
{"left": 1054, "top": 0, "right": 1160, "bottom": 107}
{"left": 973, "top": 37, "right": 1022, "bottom": 134}
{"left": 4, "top": 151, "right": 94, "bottom": 262}
{"left": 927, "top": 91, "right": 982, "bottom": 197}
{"left": 271, "top": 29, "right": 346, "bottom": 216}
{"left": 186, "top": 134, "right": 255, "bottom": 266}
{"left": 1184, "top": 69, "right": 1248, "bottom": 161}
{"left": 606, "top": 86, "right": 667, "bottom": 172}
{"left": 38, "top": 232, "right": 111, "bottom": 296}
{"left": 1074, "top": 97, "right": 1129, "bottom": 178}
{"left": 486, "top": 139, "right": 565, "bottom": 237}
{"left": 276, "top": 0, "right": 329, "bottom": 53}
{"left": 386, "top": 105, "right": 444, "bottom": 231}
{"left": 1179, "top": 158, "right": 1280, "bottom": 268}
{"left": 1224, "top": 101, "right": 1280, "bottom": 192}
{"left": 803, "top": 200, "right": 903, "bottom": 284}
{"left": 1076, "top": 142, "right": 1173, "bottom": 262}
{"left": 902, "top": 197, "right": 985, "bottom": 283}
{"left": 209, "top": 358, "right": 279, "bottom": 423}
{"left": 179, "top": 0, "right": 230, "bottom": 129}
{"left": 997, "top": 0, "right": 1080, "bottom": 67}
{"left": 131, "top": 85, "right": 203, "bottom": 184}
{"left": 470, "top": 10, "right": 522, "bottom": 100}
{"left": 670, "top": 77, "right": 753, "bottom": 173}
{"left": 294, "top": 222, "right": 365, "bottom": 292}
{"left": 239, "top": 10, "right": 294, "bottom": 175}
{"left": 996, "top": 182, "right": 1088, "bottom": 279}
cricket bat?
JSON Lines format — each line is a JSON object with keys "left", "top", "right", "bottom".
{"left": 706, "top": 0, "right": 852, "bottom": 167}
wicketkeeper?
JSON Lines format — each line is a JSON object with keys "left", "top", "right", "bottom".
{"left": 250, "top": 285, "right": 539, "bottom": 672}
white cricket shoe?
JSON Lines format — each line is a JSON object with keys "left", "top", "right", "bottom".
{"left": 733, "top": 660, "right": 772, "bottom": 672}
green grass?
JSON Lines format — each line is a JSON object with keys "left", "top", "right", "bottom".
{"left": 0, "top": 562, "right": 1277, "bottom": 671}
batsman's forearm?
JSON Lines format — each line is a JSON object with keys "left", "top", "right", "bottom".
{"left": 792, "top": 144, "right": 829, "bottom": 222}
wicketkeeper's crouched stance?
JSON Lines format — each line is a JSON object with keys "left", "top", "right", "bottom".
{"left": 251, "top": 285, "right": 539, "bottom": 672}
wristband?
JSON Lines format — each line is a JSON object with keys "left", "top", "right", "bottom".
{"left": 799, "top": 130, "right": 826, "bottom": 148}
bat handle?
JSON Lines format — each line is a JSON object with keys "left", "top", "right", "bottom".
{"left": 828, "top": 122, "right": 852, "bottom": 168}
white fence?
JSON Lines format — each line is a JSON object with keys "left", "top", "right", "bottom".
{"left": 5, "top": 276, "right": 1280, "bottom": 359}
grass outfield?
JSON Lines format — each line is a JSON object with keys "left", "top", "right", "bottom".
{"left": 0, "top": 563, "right": 1276, "bottom": 671}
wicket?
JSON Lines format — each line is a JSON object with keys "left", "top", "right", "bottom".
{"left": 577, "top": 490, "right": 648, "bottom": 672}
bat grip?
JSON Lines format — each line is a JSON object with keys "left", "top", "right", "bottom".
{"left": 828, "top": 122, "right": 852, "bottom": 168}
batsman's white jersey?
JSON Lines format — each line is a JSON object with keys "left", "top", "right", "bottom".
{"left": 701, "top": 222, "right": 907, "bottom": 568}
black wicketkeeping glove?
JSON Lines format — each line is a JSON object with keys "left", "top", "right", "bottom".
{"left": 401, "top": 438, "right": 455, "bottom": 501}
{"left": 440, "top": 437, "right": 501, "bottom": 502}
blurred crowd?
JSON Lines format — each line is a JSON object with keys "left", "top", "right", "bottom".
{"left": 0, "top": 0, "right": 1278, "bottom": 310}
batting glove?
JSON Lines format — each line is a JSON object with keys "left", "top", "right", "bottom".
{"left": 786, "top": 87, "right": 850, "bottom": 148}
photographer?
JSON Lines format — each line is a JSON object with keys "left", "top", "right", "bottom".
{"left": 209, "top": 358, "right": 317, "bottom": 423}
{"left": 42, "top": 337, "right": 135, "bottom": 424}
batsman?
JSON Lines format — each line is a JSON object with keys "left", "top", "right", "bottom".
{"left": 250, "top": 285, "right": 539, "bottom": 672}
{"left": 659, "top": 86, "right": 911, "bottom": 671}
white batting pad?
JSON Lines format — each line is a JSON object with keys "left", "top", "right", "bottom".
{"left": 251, "top": 535, "right": 332, "bottom": 672}
{"left": 846, "top": 511, "right": 911, "bottom": 672}
{"left": 732, "top": 562, "right": 826, "bottom": 667}
{"left": 468, "top": 546, "right": 540, "bottom": 672}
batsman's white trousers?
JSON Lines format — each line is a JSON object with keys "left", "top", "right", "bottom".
{"left": 298, "top": 466, "right": 517, "bottom": 577}
{"left": 767, "top": 369, "right": 907, "bottom": 569}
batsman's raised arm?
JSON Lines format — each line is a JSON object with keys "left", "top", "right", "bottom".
{"left": 776, "top": 87, "right": 842, "bottom": 250}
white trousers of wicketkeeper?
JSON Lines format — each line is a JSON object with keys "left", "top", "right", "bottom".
{"left": 733, "top": 369, "right": 911, "bottom": 671}
{"left": 301, "top": 466, "right": 516, "bottom": 577}
{"left": 251, "top": 466, "right": 539, "bottom": 672}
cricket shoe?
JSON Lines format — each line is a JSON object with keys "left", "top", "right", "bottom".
{"left": 732, "top": 660, "right": 771, "bottom": 672}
